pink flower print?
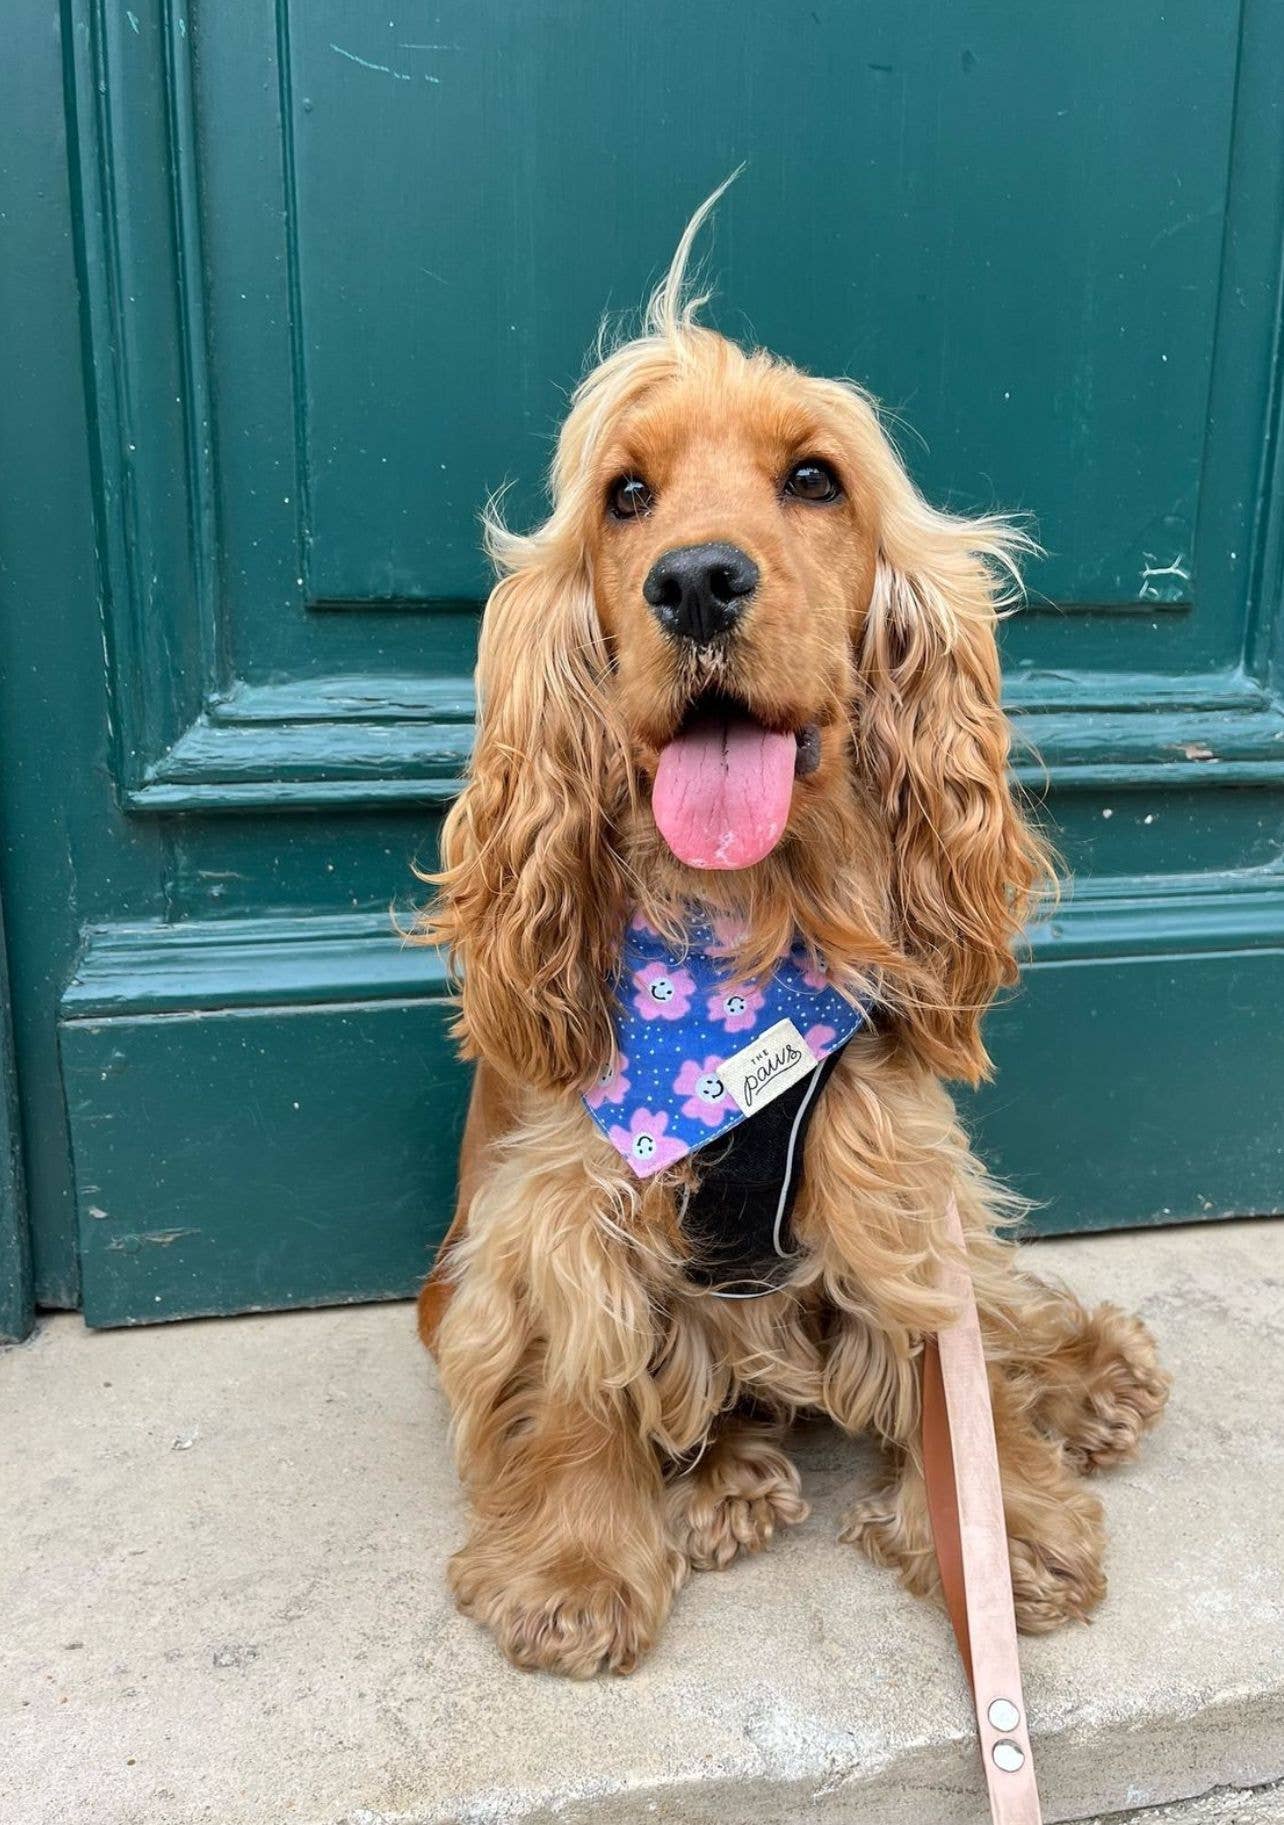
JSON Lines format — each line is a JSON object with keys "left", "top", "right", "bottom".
{"left": 798, "top": 954, "right": 829, "bottom": 990}
{"left": 608, "top": 1107, "right": 687, "bottom": 1177}
{"left": 804, "top": 1024, "right": 837, "bottom": 1059}
{"left": 632, "top": 960, "right": 695, "bottom": 1021}
{"left": 707, "top": 981, "right": 765, "bottom": 1034}
{"left": 629, "top": 910, "right": 659, "bottom": 937}
{"left": 674, "top": 1055, "right": 735, "bottom": 1127}
{"left": 585, "top": 1052, "right": 629, "bottom": 1110}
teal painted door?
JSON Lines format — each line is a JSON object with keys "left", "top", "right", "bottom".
{"left": 0, "top": 2, "right": 1281, "bottom": 1327}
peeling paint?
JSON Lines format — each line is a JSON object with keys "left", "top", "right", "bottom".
{"left": 1148, "top": 202, "right": 1222, "bottom": 249}
{"left": 1138, "top": 553, "right": 1190, "bottom": 603}
{"left": 106, "top": 1227, "right": 199, "bottom": 1252}
{"left": 329, "top": 42, "right": 440, "bottom": 83}
{"left": 329, "top": 42, "right": 411, "bottom": 80}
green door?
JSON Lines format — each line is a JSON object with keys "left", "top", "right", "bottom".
{"left": 1, "top": 1, "right": 1281, "bottom": 1330}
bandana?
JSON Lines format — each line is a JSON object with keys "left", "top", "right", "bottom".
{"left": 582, "top": 914, "right": 869, "bottom": 1180}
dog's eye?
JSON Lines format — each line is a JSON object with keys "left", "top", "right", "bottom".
{"left": 784, "top": 459, "right": 842, "bottom": 504}
{"left": 607, "top": 474, "right": 654, "bottom": 520}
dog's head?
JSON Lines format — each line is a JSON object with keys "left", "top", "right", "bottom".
{"left": 424, "top": 186, "right": 1051, "bottom": 1094}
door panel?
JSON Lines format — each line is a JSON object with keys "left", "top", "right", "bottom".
{"left": 970, "top": 882, "right": 1284, "bottom": 1231}
{"left": 61, "top": 980, "right": 468, "bottom": 1328}
{"left": 28, "top": 0, "right": 1284, "bottom": 1322}
{"left": 75, "top": 0, "right": 1281, "bottom": 816}
{"left": 200, "top": 0, "right": 1240, "bottom": 614}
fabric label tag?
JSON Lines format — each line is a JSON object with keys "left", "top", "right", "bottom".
{"left": 719, "top": 1018, "right": 818, "bottom": 1117}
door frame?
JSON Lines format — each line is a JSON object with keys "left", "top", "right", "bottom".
{"left": 0, "top": 885, "right": 32, "bottom": 1342}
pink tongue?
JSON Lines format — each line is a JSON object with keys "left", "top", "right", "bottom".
{"left": 652, "top": 715, "right": 796, "bottom": 870}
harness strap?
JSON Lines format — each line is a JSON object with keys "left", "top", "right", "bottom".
{"left": 921, "top": 1195, "right": 1042, "bottom": 1824}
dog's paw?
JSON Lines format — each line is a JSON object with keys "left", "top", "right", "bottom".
{"left": 842, "top": 1473, "right": 1107, "bottom": 1633}
{"left": 668, "top": 1434, "right": 809, "bottom": 1571}
{"left": 448, "top": 1541, "right": 684, "bottom": 1678}
{"left": 839, "top": 1487, "right": 939, "bottom": 1597}
{"left": 1045, "top": 1306, "right": 1172, "bottom": 1472}
{"left": 1009, "top": 1485, "right": 1107, "bottom": 1632}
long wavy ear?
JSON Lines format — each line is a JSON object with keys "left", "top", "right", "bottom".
{"left": 854, "top": 511, "right": 1053, "bottom": 1084}
{"left": 418, "top": 546, "right": 630, "bottom": 1092}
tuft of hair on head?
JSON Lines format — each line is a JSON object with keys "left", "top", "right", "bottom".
{"left": 487, "top": 169, "right": 748, "bottom": 581}
{"left": 644, "top": 166, "right": 744, "bottom": 347}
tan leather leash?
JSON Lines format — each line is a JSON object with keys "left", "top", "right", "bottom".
{"left": 922, "top": 1194, "right": 1042, "bottom": 1824}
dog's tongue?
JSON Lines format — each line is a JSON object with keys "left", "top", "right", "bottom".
{"left": 652, "top": 712, "right": 795, "bottom": 870}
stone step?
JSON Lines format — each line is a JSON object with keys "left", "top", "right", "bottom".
{"left": 2, "top": 1220, "right": 1282, "bottom": 1824}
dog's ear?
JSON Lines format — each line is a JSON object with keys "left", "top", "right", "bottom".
{"left": 419, "top": 549, "right": 629, "bottom": 1091}
{"left": 854, "top": 518, "right": 1052, "bottom": 1083}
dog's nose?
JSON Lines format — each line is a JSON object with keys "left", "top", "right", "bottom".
{"left": 642, "top": 542, "right": 759, "bottom": 645}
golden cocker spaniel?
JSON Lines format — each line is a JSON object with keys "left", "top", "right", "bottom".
{"left": 415, "top": 188, "right": 1169, "bottom": 1678}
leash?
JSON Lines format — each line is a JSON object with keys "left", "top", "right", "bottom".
{"left": 922, "top": 1195, "right": 1042, "bottom": 1824}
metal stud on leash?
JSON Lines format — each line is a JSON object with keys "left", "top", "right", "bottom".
{"left": 993, "top": 1741, "right": 1027, "bottom": 1774}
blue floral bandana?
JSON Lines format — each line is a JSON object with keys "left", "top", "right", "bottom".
{"left": 583, "top": 913, "right": 869, "bottom": 1179}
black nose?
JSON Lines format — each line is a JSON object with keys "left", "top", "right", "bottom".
{"left": 642, "top": 542, "right": 759, "bottom": 645}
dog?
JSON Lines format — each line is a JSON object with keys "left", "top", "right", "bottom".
{"left": 415, "top": 187, "right": 1169, "bottom": 1678}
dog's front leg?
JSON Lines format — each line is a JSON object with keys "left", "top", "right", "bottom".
{"left": 447, "top": 1380, "right": 686, "bottom": 1677}
{"left": 826, "top": 1199, "right": 1110, "bottom": 1633}
{"left": 433, "top": 1135, "right": 686, "bottom": 1678}
{"left": 805, "top": 1054, "right": 1111, "bottom": 1632}
{"left": 841, "top": 1363, "right": 1108, "bottom": 1632}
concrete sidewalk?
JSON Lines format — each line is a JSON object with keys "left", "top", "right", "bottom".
{"left": 2, "top": 1222, "right": 1283, "bottom": 1825}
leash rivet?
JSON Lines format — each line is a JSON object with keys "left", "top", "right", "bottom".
{"left": 992, "top": 1740, "right": 1025, "bottom": 1773}
{"left": 987, "top": 1697, "right": 1020, "bottom": 1732}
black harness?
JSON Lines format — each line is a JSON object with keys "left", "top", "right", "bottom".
{"left": 679, "top": 1043, "right": 848, "bottom": 1297}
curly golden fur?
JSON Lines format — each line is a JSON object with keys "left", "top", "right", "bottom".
{"left": 415, "top": 185, "right": 1169, "bottom": 1678}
